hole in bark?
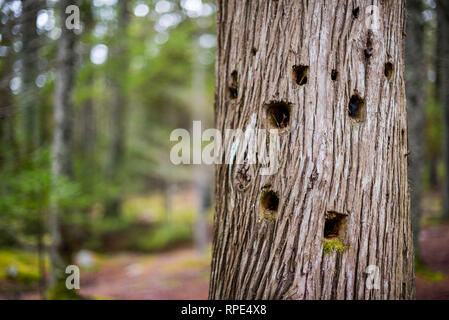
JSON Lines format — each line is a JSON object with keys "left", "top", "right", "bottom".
{"left": 331, "top": 69, "right": 338, "bottom": 81}
{"left": 348, "top": 94, "right": 365, "bottom": 121}
{"left": 364, "top": 48, "right": 373, "bottom": 59}
{"left": 265, "top": 101, "right": 291, "bottom": 130}
{"left": 292, "top": 65, "right": 309, "bottom": 86}
{"left": 384, "top": 62, "right": 393, "bottom": 79}
{"left": 259, "top": 189, "right": 279, "bottom": 220}
{"left": 352, "top": 7, "right": 360, "bottom": 18}
{"left": 229, "top": 70, "right": 238, "bottom": 100}
{"left": 324, "top": 211, "right": 347, "bottom": 239}
{"left": 251, "top": 47, "right": 257, "bottom": 56}
{"left": 364, "top": 31, "right": 374, "bottom": 59}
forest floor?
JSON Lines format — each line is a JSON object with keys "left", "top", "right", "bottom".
{"left": 75, "top": 224, "right": 449, "bottom": 300}
{"left": 5, "top": 223, "right": 449, "bottom": 299}
{"left": 79, "top": 248, "right": 210, "bottom": 300}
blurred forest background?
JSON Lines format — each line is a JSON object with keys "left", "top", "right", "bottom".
{"left": 0, "top": 0, "right": 448, "bottom": 299}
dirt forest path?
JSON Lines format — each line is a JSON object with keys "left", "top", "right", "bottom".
{"left": 80, "top": 249, "right": 210, "bottom": 300}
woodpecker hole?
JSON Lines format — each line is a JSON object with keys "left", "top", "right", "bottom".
{"left": 364, "top": 48, "right": 373, "bottom": 59}
{"left": 364, "top": 30, "right": 374, "bottom": 59}
{"left": 348, "top": 94, "right": 365, "bottom": 121}
{"left": 259, "top": 189, "right": 279, "bottom": 220}
{"left": 265, "top": 101, "right": 291, "bottom": 130}
{"left": 384, "top": 62, "right": 393, "bottom": 80}
{"left": 229, "top": 70, "right": 238, "bottom": 100}
{"left": 293, "top": 65, "right": 309, "bottom": 86}
{"left": 324, "top": 211, "right": 347, "bottom": 239}
{"left": 352, "top": 7, "right": 360, "bottom": 18}
{"left": 251, "top": 47, "right": 257, "bottom": 56}
{"left": 331, "top": 69, "right": 338, "bottom": 81}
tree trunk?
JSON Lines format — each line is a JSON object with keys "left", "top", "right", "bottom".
{"left": 21, "top": 0, "right": 41, "bottom": 154}
{"left": 428, "top": 154, "right": 438, "bottom": 189}
{"left": 210, "top": 0, "right": 414, "bottom": 300}
{"left": 405, "top": 0, "right": 425, "bottom": 258}
{"left": 36, "top": 217, "right": 46, "bottom": 299}
{"left": 105, "top": 0, "right": 129, "bottom": 217}
{"left": 49, "top": 0, "right": 77, "bottom": 286}
{"left": 192, "top": 35, "right": 211, "bottom": 254}
{"left": 438, "top": 1, "right": 449, "bottom": 220}
{"left": 194, "top": 167, "right": 211, "bottom": 254}
{"left": 0, "top": 4, "right": 17, "bottom": 167}
{"left": 78, "top": 0, "right": 96, "bottom": 162}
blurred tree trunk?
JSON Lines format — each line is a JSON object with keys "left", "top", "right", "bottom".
{"left": 435, "top": 1, "right": 444, "bottom": 106}
{"left": 21, "top": 0, "right": 46, "bottom": 298}
{"left": 210, "top": 0, "right": 414, "bottom": 299}
{"left": 438, "top": 1, "right": 449, "bottom": 220}
{"left": 78, "top": 0, "right": 96, "bottom": 193}
{"left": 162, "top": 180, "right": 174, "bottom": 220}
{"left": 194, "top": 170, "right": 211, "bottom": 254}
{"left": 405, "top": 0, "right": 425, "bottom": 258}
{"left": 0, "top": 64, "right": 12, "bottom": 167}
{"left": 20, "top": 0, "right": 41, "bottom": 155}
{"left": 49, "top": 0, "right": 77, "bottom": 287}
{"left": 0, "top": 5, "right": 17, "bottom": 167}
{"left": 105, "top": 0, "right": 129, "bottom": 217}
{"left": 428, "top": 155, "right": 438, "bottom": 188}
{"left": 192, "top": 36, "right": 210, "bottom": 254}
{"left": 79, "top": 0, "right": 96, "bottom": 158}
{"left": 430, "top": 0, "right": 444, "bottom": 191}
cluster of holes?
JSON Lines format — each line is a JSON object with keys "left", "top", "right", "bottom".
{"left": 384, "top": 62, "right": 393, "bottom": 80}
{"left": 259, "top": 189, "right": 279, "bottom": 220}
{"left": 292, "top": 65, "right": 309, "bottom": 86}
{"left": 266, "top": 101, "right": 291, "bottom": 130}
{"left": 324, "top": 212, "right": 347, "bottom": 239}
{"left": 229, "top": 70, "right": 238, "bottom": 100}
{"left": 251, "top": 13, "right": 397, "bottom": 230}
{"left": 348, "top": 94, "right": 365, "bottom": 121}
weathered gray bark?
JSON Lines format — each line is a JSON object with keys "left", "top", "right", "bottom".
{"left": 78, "top": 0, "right": 95, "bottom": 157}
{"left": 105, "top": 0, "right": 129, "bottom": 217}
{"left": 21, "top": 0, "right": 41, "bottom": 154}
{"left": 438, "top": 1, "right": 449, "bottom": 220}
{"left": 210, "top": 0, "right": 414, "bottom": 299}
{"left": 405, "top": 0, "right": 425, "bottom": 258}
{"left": 49, "top": 0, "right": 77, "bottom": 285}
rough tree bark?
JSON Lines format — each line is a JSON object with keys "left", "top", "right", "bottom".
{"left": 438, "top": 1, "right": 449, "bottom": 220}
{"left": 405, "top": 0, "right": 425, "bottom": 258}
{"left": 210, "top": 0, "right": 414, "bottom": 299}
{"left": 49, "top": 0, "right": 77, "bottom": 286}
